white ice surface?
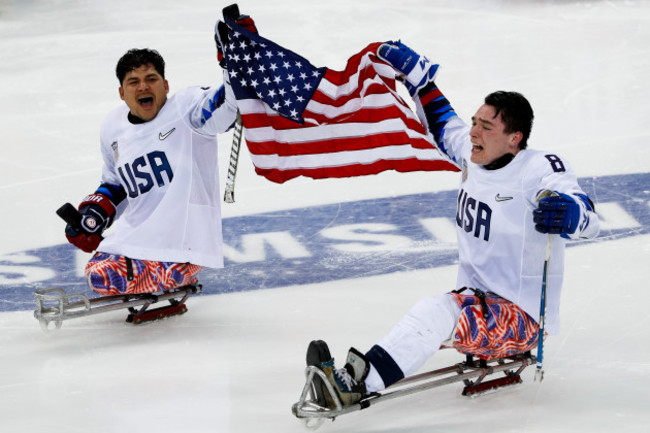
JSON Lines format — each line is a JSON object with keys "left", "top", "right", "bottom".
{"left": 1, "top": 1, "right": 649, "bottom": 432}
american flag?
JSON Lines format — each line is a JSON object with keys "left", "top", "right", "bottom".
{"left": 221, "top": 18, "right": 460, "bottom": 184}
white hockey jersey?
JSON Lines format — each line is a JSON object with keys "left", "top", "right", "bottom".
{"left": 96, "top": 85, "right": 237, "bottom": 268}
{"left": 440, "top": 116, "right": 599, "bottom": 334}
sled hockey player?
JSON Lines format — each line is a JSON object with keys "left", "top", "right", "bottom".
{"left": 308, "top": 41, "right": 600, "bottom": 407}
{"left": 63, "top": 39, "right": 244, "bottom": 295}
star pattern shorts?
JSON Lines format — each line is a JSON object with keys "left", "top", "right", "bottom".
{"left": 449, "top": 290, "right": 540, "bottom": 361}
{"left": 85, "top": 252, "right": 202, "bottom": 296}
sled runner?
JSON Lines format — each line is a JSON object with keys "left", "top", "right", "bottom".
{"left": 33, "top": 284, "right": 202, "bottom": 331}
{"left": 292, "top": 351, "right": 535, "bottom": 429}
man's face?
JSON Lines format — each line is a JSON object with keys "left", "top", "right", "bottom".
{"left": 119, "top": 64, "right": 169, "bottom": 121}
{"left": 469, "top": 104, "right": 522, "bottom": 166}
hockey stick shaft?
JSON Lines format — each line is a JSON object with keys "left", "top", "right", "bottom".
{"left": 535, "top": 233, "right": 552, "bottom": 381}
{"left": 223, "top": 111, "right": 243, "bottom": 203}
{"left": 534, "top": 189, "right": 557, "bottom": 382}
{"left": 222, "top": 4, "right": 243, "bottom": 203}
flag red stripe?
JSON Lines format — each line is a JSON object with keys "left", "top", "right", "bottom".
{"left": 320, "top": 42, "right": 384, "bottom": 86}
{"left": 247, "top": 132, "right": 434, "bottom": 156}
{"left": 253, "top": 158, "right": 459, "bottom": 184}
{"left": 309, "top": 80, "right": 394, "bottom": 108}
{"left": 240, "top": 104, "right": 426, "bottom": 135}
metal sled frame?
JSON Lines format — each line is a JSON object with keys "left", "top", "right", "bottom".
{"left": 33, "top": 284, "right": 202, "bottom": 331}
{"left": 292, "top": 352, "right": 535, "bottom": 426}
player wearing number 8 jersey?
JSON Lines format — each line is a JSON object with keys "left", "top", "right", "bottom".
{"left": 445, "top": 105, "right": 598, "bottom": 335}
{"left": 307, "top": 41, "right": 600, "bottom": 407}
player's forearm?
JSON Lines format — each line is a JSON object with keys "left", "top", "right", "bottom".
{"left": 566, "top": 193, "right": 600, "bottom": 240}
{"left": 190, "top": 81, "right": 238, "bottom": 134}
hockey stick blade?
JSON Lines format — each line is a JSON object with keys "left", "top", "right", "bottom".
{"left": 57, "top": 202, "right": 104, "bottom": 240}
{"left": 56, "top": 202, "right": 82, "bottom": 229}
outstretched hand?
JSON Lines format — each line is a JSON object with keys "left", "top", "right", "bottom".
{"left": 377, "top": 41, "right": 438, "bottom": 96}
{"left": 533, "top": 191, "right": 581, "bottom": 237}
{"left": 215, "top": 13, "right": 258, "bottom": 69}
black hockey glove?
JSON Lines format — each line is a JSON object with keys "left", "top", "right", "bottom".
{"left": 215, "top": 11, "right": 258, "bottom": 69}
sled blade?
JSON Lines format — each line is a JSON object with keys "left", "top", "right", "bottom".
{"left": 462, "top": 373, "right": 523, "bottom": 396}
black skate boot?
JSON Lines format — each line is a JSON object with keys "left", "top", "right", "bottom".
{"left": 307, "top": 340, "right": 370, "bottom": 408}
{"left": 306, "top": 340, "right": 333, "bottom": 408}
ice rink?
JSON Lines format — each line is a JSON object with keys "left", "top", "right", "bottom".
{"left": 1, "top": 1, "right": 649, "bottom": 432}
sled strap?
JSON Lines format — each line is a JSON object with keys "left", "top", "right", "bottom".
{"left": 453, "top": 287, "right": 490, "bottom": 320}
{"left": 125, "top": 257, "right": 134, "bottom": 281}
{"left": 366, "top": 344, "right": 405, "bottom": 388}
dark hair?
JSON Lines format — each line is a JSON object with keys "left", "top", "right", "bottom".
{"left": 115, "top": 48, "right": 165, "bottom": 84}
{"left": 484, "top": 91, "right": 534, "bottom": 149}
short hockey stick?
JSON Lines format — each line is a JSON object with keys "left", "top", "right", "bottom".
{"left": 535, "top": 233, "right": 552, "bottom": 382}
{"left": 222, "top": 3, "right": 243, "bottom": 204}
{"left": 535, "top": 189, "right": 557, "bottom": 382}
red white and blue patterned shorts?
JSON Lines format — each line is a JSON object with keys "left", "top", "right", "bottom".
{"left": 85, "top": 252, "right": 202, "bottom": 296}
{"left": 448, "top": 289, "right": 540, "bottom": 361}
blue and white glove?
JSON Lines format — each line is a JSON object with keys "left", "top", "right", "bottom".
{"left": 377, "top": 40, "right": 456, "bottom": 148}
{"left": 377, "top": 41, "right": 439, "bottom": 96}
{"left": 533, "top": 191, "right": 586, "bottom": 238}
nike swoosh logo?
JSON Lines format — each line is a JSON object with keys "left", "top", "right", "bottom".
{"left": 159, "top": 128, "right": 176, "bottom": 140}
{"left": 495, "top": 194, "right": 513, "bottom": 202}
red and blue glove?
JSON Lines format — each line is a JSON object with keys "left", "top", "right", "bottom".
{"left": 65, "top": 184, "right": 125, "bottom": 253}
